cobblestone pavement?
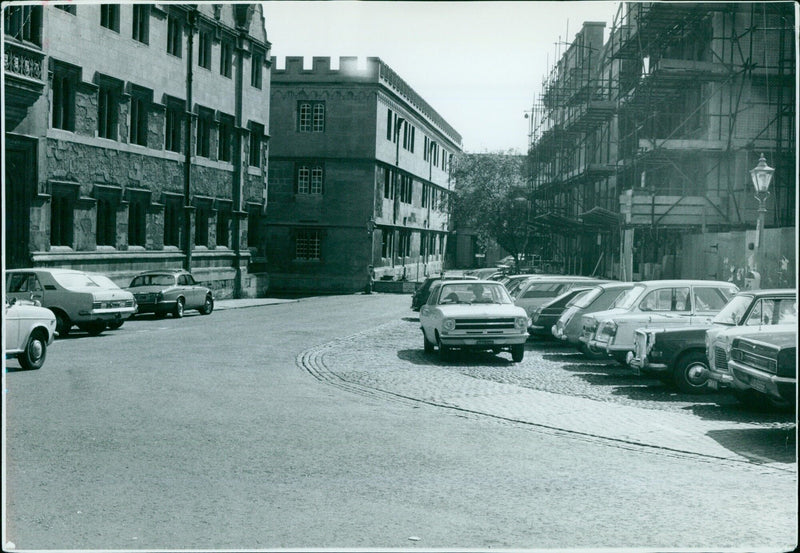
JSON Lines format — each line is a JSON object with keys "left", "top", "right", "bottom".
{"left": 298, "top": 314, "right": 796, "bottom": 472}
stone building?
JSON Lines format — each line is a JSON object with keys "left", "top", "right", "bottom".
{"left": 267, "top": 56, "right": 462, "bottom": 293}
{"left": 4, "top": 3, "right": 271, "bottom": 298}
{"left": 527, "top": 3, "right": 796, "bottom": 288}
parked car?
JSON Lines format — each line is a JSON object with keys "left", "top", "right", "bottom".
{"left": 513, "top": 276, "right": 604, "bottom": 318}
{"left": 126, "top": 269, "right": 214, "bottom": 318}
{"left": 528, "top": 287, "right": 593, "bottom": 337}
{"left": 552, "top": 282, "right": 635, "bottom": 353}
{"left": 411, "top": 274, "right": 477, "bottom": 311}
{"left": 419, "top": 280, "right": 529, "bottom": 362}
{"left": 728, "top": 328, "right": 796, "bottom": 410}
{"left": 580, "top": 280, "right": 738, "bottom": 365}
{"left": 4, "top": 297, "right": 57, "bottom": 370}
{"left": 705, "top": 289, "right": 796, "bottom": 391}
{"left": 6, "top": 269, "right": 136, "bottom": 336}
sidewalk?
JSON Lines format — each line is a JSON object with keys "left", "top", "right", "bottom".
{"left": 214, "top": 297, "right": 299, "bottom": 310}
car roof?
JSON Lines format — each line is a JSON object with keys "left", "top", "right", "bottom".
{"left": 630, "top": 279, "right": 737, "bottom": 287}
{"left": 734, "top": 288, "right": 796, "bottom": 298}
{"left": 134, "top": 269, "right": 187, "bottom": 275}
{"left": 7, "top": 268, "right": 84, "bottom": 275}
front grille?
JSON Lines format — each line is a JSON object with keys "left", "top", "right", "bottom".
{"left": 454, "top": 318, "right": 516, "bottom": 331}
{"left": 739, "top": 351, "right": 778, "bottom": 374}
{"left": 714, "top": 346, "right": 728, "bottom": 372}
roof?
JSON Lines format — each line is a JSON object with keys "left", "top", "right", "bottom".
{"left": 735, "top": 289, "right": 796, "bottom": 298}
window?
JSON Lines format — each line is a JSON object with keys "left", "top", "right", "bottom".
{"left": 51, "top": 64, "right": 76, "bottom": 131}
{"left": 163, "top": 197, "right": 182, "bottom": 246}
{"left": 132, "top": 4, "right": 149, "bottom": 43}
{"left": 196, "top": 109, "right": 213, "bottom": 158}
{"left": 247, "top": 206, "right": 263, "bottom": 255}
{"left": 386, "top": 109, "right": 393, "bottom": 140}
{"left": 96, "top": 197, "right": 116, "bottom": 246}
{"left": 639, "top": 287, "right": 690, "bottom": 312}
{"left": 249, "top": 123, "right": 264, "bottom": 166}
{"left": 198, "top": 29, "right": 212, "bottom": 69}
{"left": 398, "top": 231, "right": 411, "bottom": 258}
{"left": 5, "top": 5, "right": 41, "bottom": 44}
{"left": 50, "top": 194, "right": 74, "bottom": 247}
{"left": 97, "top": 80, "right": 120, "bottom": 140}
{"left": 298, "top": 101, "right": 325, "bottom": 133}
{"left": 295, "top": 230, "right": 321, "bottom": 261}
{"left": 129, "top": 90, "right": 150, "bottom": 147}
{"left": 251, "top": 53, "right": 263, "bottom": 88}
{"left": 57, "top": 5, "right": 76, "bottom": 15}
{"left": 217, "top": 115, "right": 233, "bottom": 162}
{"left": 381, "top": 229, "right": 394, "bottom": 258}
{"left": 295, "top": 163, "right": 324, "bottom": 195}
{"left": 195, "top": 203, "right": 210, "bottom": 246}
{"left": 423, "top": 136, "right": 429, "bottom": 161}
{"left": 693, "top": 287, "right": 730, "bottom": 312}
{"left": 167, "top": 14, "right": 182, "bottom": 57}
{"left": 165, "top": 101, "right": 184, "bottom": 153}
{"left": 399, "top": 175, "right": 412, "bottom": 204}
{"left": 402, "top": 123, "right": 415, "bottom": 152}
{"left": 127, "top": 194, "right": 147, "bottom": 247}
{"left": 216, "top": 206, "right": 231, "bottom": 248}
{"left": 100, "top": 4, "right": 119, "bottom": 32}
{"left": 383, "top": 168, "right": 393, "bottom": 199}
{"left": 220, "top": 40, "right": 232, "bottom": 78}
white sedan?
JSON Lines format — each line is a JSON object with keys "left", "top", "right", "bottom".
{"left": 5, "top": 298, "right": 57, "bottom": 370}
{"left": 419, "top": 280, "right": 529, "bottom": 362}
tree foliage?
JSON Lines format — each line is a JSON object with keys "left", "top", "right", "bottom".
{"left": 450, "top": 153, "right": 530, "bottom": 265}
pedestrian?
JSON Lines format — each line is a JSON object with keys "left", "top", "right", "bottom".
{"left": 364, "top": 265, "right": 375, "bottom": 294}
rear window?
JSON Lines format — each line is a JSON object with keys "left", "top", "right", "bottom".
{"left": 571, "top": 287, "right": 602, "bottom": 308}
{"left": 130, "top": 274, "right": 176, "bottom": 287}
{"left": 522, "top": 282, "right": 566, "bottom": 299}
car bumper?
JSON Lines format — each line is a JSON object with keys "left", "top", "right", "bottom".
{"left": 728, "top": 359, "right": 795, "bottom": 402}
{"left": 76, "top": 307, "right": 136, "bottom": 322}
{"left": 134, "top": 301, "right": 177, "bottom": 314}
{"left": 706, "top": 368, "right": 735, "bottom": 388}
{"left": 629, "top": 354, "right": 668, "bottom": 374}
{"left": 440, "top": 333, "right": 528, "bottom": 347}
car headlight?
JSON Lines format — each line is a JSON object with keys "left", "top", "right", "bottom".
{"left": 515, "top": 317, "right": 528, "bottom": 330}
{"left": 601, "top": 321, "right": 618, "bottom": 336}
{"left": 92, "top": 301, "right": 102, "bottom": 310}
{"left": 443, "top": 318, "right": 456, "bottom": 332}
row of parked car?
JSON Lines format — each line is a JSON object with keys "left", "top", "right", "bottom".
{"left": 413, "top": 271, "right": 796, "bottom": 411}
{"left": 5, "top": 267, "right": 216, "bottom": 371}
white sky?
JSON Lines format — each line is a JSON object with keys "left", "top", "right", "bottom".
{"left": 262, "top": 1, "right": 619, "bottom": 153}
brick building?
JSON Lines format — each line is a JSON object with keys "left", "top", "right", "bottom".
{"left": 4, "top": 3, "right": 271, "bottom": 298}
{"left": 527, "top": 2, "right": 796, "bottom": 288}
{"left": 267, "top": 56, "right": 462, "bottom": 293}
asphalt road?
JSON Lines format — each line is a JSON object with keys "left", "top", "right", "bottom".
{"left": 4, "top": 293, "right": 797, "bottom": 550}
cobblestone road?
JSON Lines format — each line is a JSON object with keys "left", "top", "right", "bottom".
{"left": 299, "top": 314, "right": 796, "bottom": 472}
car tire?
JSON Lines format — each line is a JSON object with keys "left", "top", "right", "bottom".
{"left": 579, "top": 343, "right": 607, "bottom": 360}
{"left": 423, "top": 332, "right": 434, "bottom": 354}
{"left": 199, "top": 294, "right": 214, "bottom": 315}
{"left": 511, "top": 344, "right": 524, "bottom": 363}
{"left": 52, "top": 310, "right": 71, "bottom": 337}
{"left": 672, "top": 351, "right": 710, "bottom": 394}
{"left": 610, "top": 351, "right": 630, "bottom": 367}
{"left": 107, "top": 320, "right": 124, "bottom": 330}
{"left": 86, "top": 321, "right": 106, "bottom": 336}
{"left": 436, "top": 333, "right": 450, "bottom": 359}
{"left": 173, "top": 298, "right": 185, "bottom": 318}
{"left": 18, "top": 330, "right": 47, "bottom": 370}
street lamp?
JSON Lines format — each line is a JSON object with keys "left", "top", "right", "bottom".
{"left": 748, "top": 153, "right": 775, "bottom": 288}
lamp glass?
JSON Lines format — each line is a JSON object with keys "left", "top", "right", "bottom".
{"left": 749, "top": 155, "right": 775, "bottom": 194}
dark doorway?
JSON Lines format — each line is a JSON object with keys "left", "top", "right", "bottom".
{"left": 4, "top": 135, "right": 36, "bottom": 268}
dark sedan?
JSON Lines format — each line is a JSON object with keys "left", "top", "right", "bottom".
{"left": 126, "top": 270, "right": 214, "bottom": 318}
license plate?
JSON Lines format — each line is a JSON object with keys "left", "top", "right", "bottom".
{"left": 707, "top": 380, "right": 718, "bottom": 390}
{"left": 750, "top": 379, "right": 767, "bottom": 393}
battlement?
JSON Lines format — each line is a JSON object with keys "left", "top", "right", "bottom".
{"left": 271, "top": 56, "right": 462, "bottom": 147}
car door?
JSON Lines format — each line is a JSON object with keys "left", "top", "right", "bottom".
{"left": 177, "top": 274, "right": 195, "bottom": 308}
{"left": 5, "top": 301, "right": 20, "bottom": 351}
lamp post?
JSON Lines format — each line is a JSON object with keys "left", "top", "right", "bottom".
{"left": 748, "top": 153, "right": 775, "bottom": 288}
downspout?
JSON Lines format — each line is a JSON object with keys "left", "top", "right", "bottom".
{"left": 232, "top": 15, "right": 246, "bottom": 298}
{"left": 183, "top": 7, "right": 197, "bottom": 271}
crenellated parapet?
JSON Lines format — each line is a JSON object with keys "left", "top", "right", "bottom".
{"left": 271, "top": 56, "right": 462, "bottom": 147}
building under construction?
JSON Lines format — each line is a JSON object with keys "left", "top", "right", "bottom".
{"left": 526, "top": 2, "right": 796, "bottom": 287}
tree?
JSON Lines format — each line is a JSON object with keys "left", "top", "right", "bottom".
{"left": 450, "top": 152, "right": 529, "bottom": 269}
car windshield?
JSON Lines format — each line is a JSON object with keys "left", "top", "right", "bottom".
{"left": 711, "top": 294, "right": 753, "bottom": 325}
{"left": 570, "top": 287, "right": 602, "bottom": 308}
{"left": 614, "top": 285, "right": 646, "bottom": 309}
{"left": 437, "top": 282, "right": 513, "bottom": 305}
{"left": 52, "top": 272, "right": 116, "bottom": 290}
{"left": 129, "top": 274, "right": 177, "bottom": 287}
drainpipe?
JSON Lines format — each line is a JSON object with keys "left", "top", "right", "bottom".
{"left": 183, "top": 7, "right": 197, "bottom": 271}
{"left": 232, "top": 9, "right": 247, "bottom": 298}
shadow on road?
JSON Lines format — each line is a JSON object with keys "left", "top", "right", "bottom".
{"left": 687, "top": 402, "right": 796, "bottom": 424}
{"left": 705, "top": 427, "right": 797, "bottom": 464}
{"left": 397, "top": 348, "right": 514, "bottom": 367}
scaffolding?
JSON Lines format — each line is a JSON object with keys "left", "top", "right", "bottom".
{"left": 526, "top": 2, "right": 796, "bottom": 279}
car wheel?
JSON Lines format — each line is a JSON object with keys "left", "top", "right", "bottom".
{"left": 86, "top": 321, "right": 106, "bottom": 336}
{"left": 107, "top": 320, "right": 124, "bottom": 330}
{"left": 511, "top": 344, "right": 524, "bottom": 363}
{"left": 423, "top": 332, "right": 434, "bottom": 354}
{"left": 610, "top": 351, "right": 630, "bottom": 367}
{"left": 579, "top": 343, "right": 607, "bottom": 360}
{"left": 672, "top": 351, "right": 710, "bottom": 394}
{"left": 51, "top": 310, "right": 71, "bottom": 337}
{"left": 436, "top": 333, "right": 450, "bottom": 359}
{"left": 18, "top": 330, "right": 47, "bottom": 370}
{"left": 199, "top": 294, "right": 214, "bottom": 315}
{"left": 173, "top": 298, "right": 185, "bottom": 318}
